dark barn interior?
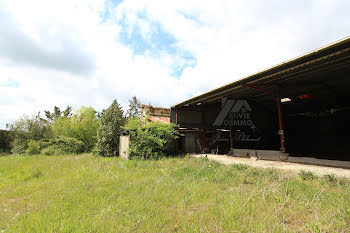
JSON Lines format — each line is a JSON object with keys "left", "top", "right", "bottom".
{"left": 171, "top": 37, "right": 350, "bottom": 162}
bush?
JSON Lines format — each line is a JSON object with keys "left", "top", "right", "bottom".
{"left": 129, "top": 122, "right": 180, "bottom": 160}
{"left": 26, "top": 140, "right": 41, "bottom": 154}
{"left": 41, "top": 145, "right": 70, "bottom": 155}
{"left": 40, "top": 137, "right": 85, "bottom": 155}
{"left": 41, "top": 147, "right": 56, "bottom": 156}
{"left": 12, "top": 137, "right": 85, "bottom": 155}
{"left": 11, "top": 142, "right": 29, "bottom": 154}
{"left": 91, "top": 147, "right": 103, "bottom": 156}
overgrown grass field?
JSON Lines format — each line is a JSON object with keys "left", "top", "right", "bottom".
{"left": 0, "top": 154, "right": 349, "bottom": 232}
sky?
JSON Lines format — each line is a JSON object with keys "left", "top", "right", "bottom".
{"left": 0, "top": 0, "right": 350, "bottom": 128}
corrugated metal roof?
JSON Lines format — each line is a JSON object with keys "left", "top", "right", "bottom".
{"left": 173, "top": 36, "right": 350, "bottom": 108}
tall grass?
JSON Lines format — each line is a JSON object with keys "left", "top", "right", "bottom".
{"left": 0, "top": 154, "right": 349, "bottom": 232}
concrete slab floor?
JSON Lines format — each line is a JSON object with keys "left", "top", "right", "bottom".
{"left": 192, "top": 154, "right": 350, "bottom": 179}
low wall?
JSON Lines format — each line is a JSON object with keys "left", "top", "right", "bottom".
{"left": 229, "top": 149, "right": 350, "bottom": 169}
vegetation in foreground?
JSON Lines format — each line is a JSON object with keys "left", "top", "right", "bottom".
{"left": 0, "top": 154, "right": 349, "bottom": 232}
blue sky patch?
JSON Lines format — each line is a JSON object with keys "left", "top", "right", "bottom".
{"left": 169, "top": 51, "right": 197, "bottom": 77}
{"left": 104, "top": 7, "right": 197, "bottom": 78}
{"left": 117, "top": 11, "right": 177, "bottom": 55}
{"left": 177, "top": 10, "right": 204, "bottom": 27}
{"left": 100, "top": 0, "right": 123, "bottom": 23}
{"left": 0, "top": 77, "right": 19, "bottom": 88}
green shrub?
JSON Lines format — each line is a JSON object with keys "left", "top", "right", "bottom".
{"left": 11, "top": 142, "right": 28, "bottom": 154}
{"left": 129, "top": 122, "right": 180, "bottom": 159}
{"left": 41, "top": 147, "right": 55, "bottom": 156}
{"left": 12, "top": 137, "right": 85, "bottom": 155}
{"left": 91, "top": 147, "right": 103, "bottom": 156}
{"left": 40, "top": 137, "right": 85, "bottom": 155}
{"left": 41, "top": 146, "right": 68, "bottom": 155}
{"left": 26, "top": 140, "right": 41, "bottom": 154}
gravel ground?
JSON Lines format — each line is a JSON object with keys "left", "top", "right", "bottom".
{"left": 192, "top": 154, "right": 350, "bottom": 178}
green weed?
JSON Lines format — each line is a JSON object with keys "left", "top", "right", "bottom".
{"left": 299, "top": 170, "right": 316, "bottom": 181}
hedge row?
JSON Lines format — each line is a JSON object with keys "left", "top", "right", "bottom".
{"left": 11, "top": 137, "right": 85, "bottom": 155}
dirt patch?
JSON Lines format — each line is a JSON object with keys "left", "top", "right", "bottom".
{"left": 192, "top": 154, "right": 350, "bottom": 178}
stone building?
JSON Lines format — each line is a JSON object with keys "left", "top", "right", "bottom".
{"left": 141, "top": 105, "right": 170, "bottom": 126}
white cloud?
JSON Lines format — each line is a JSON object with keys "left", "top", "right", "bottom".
{"left": 114, "top": 0, "right": 350, "bottom": 94}
{"left": 1, "top": 0, "right": 350, "bottom": 128}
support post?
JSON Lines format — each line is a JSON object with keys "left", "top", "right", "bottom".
{"left": 245, "top": 83, "right": 289, "bottom": 160}
{"left": 229, "top": 111, "right": 234, "bottom": 156}
{"left": 202, "top": 111, "right": 208, "bottom": 153}
{"left": 175, "top": 109, "right": 178, "bottom": 125}
{"left": 229, "top": 112, "right": 233, "bottom": 149}
{"left": 175, "top": 109, "right": 179, "bottom": 154}
{"left": 276, "top": 87, "right": 288, "bottom": 160}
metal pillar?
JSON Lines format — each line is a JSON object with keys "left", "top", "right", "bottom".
{"left": 175, "top": 109, "right": 179, "bottom": 154}
{"left": 202, "top": 111, "right": 208, "bottom": 153}
{"left": 175, "top": 109, "right": 178, "bottom": 125}
{"left": 245, "top": 83, "right": 288, "bottom": 160}
{"left": 276, "top": 87, "right": 287, "bottom": 159}
{"left": 229, "top": 112, "right": 233, "bottom": 149}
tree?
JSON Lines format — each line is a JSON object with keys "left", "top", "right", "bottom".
{"left": 97, "top": 100, "right": 125, "bottom": 156}
{"left": 9, "top": 112, "right": 53, "bottom": 148}
{"left": 52, "top": 106, "right": 99, "bottom": 151}
{"left": 126, "top": 96, "right": 141, "bottom": 118}
{"left": 45, "top": 106, "right": 72, "bottom": 122}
